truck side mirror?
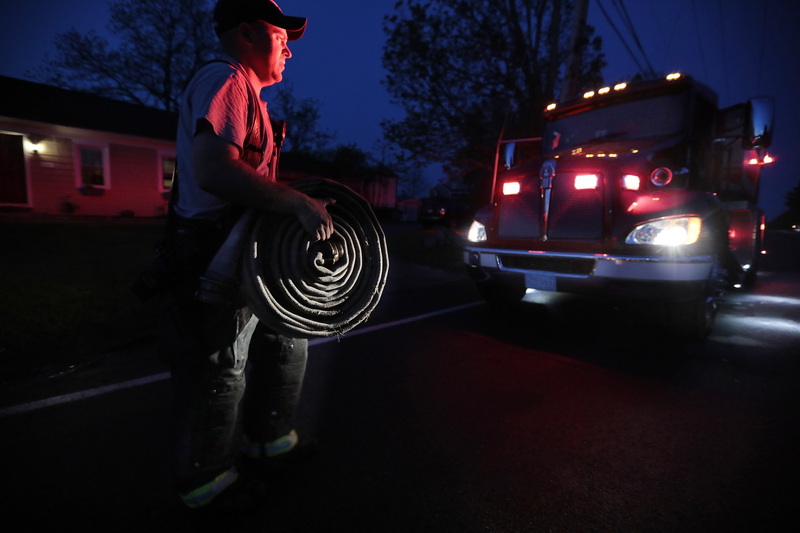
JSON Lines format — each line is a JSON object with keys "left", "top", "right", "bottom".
{"left": 503, "top": 142, "right": 516, "bottom": 169}
{"left": 745, "top": 97, "right": 774, "bottom": 150}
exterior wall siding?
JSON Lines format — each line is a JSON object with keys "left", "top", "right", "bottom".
{"left": 101, "top": 143, "right": 167, "bottom": 218}
{"left": 2, "top": 77, "right": 397, "bottom": 219}
{"left": 2, "top": 109, "right": 395, "bottom": 218}
{"left": 27, "top": 136, "right": 77, "bottom": 214}
{"left": 1, "top": 117, "right": 175, "bottom": 218}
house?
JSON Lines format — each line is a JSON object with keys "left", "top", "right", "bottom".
{"left": 0, "top": 75, "right": 177, "bottom": 218}
{"left": 279, "top": 151, "right": 398, "bottom": 215}
{"left": 0, "top": 75, "right": 397, "bottom": 219}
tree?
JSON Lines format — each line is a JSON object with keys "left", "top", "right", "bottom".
{"left": 390, "top": 152, "right": 430, "bottom": 199}
{"left": 31, "top": 0, "right": 217, "bottom": 112}
{"left": 381, "top": 0, "right": 605, "bottom": 179}
{"left": 767, "top": 181, "right": 800, "bottom": 229}
{"left": 267, "top": 84, "right": 335, "bottom": 154}
{"left": 786, "top": 182, "right": 800, "bottom": 215}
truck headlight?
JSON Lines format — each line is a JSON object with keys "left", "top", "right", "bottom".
{"left": 625, "top": 216, "right": 702, "bottom": 246}
{"left": 468, "top": 220, "right": 487, "bottom": 242}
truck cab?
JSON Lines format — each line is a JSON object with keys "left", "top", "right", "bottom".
{"left": 464, "top": 73, "right": 774, "bottom": 341}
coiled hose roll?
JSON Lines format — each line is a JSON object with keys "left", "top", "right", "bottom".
{"left": 240, "top": 178, "right": 389, "bottom": 338}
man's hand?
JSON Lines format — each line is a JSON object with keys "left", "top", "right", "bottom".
{"left": 192, "top": 127, "right": 335, "bottom": 240}
{"left": 296, "top": 196, "right": 335, "bottom": 241}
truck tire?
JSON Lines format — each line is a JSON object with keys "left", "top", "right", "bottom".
{"left": 665, "top": 292, "right": 718, "bottom": 342}
{"left": 742, "top": 260, "right": 758, "bottom": 289}
{"left": 476, "top": 279, "right": 526, "bottom": 307}
{"left": 742, "top": 231, "right": 761, "bottom": 289}
{"left": 665, "top": 255, "right": 726, "bottom": 342}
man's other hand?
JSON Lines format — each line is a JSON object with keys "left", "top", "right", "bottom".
{"left": 298, "top": 196, "right": 335, "bottom": 241}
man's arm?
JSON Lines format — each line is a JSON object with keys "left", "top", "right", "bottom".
{"left": 191, "top": 122, "right": 334, "bottom": 241}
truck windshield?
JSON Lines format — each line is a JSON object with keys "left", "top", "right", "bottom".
{"left": 543, "top": 92, "right": 688, "bottom": 154}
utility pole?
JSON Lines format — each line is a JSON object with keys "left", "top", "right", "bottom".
{"left": 562, "top": 0, "right": 590, "bottom": 101}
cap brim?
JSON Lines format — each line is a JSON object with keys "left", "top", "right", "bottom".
{"left": 283, "top": 15, "right": 307, "bottom": 40}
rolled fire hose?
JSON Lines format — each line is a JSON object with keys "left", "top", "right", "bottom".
{"left": 198, "top": 178, "right": 389, "bottom": 338}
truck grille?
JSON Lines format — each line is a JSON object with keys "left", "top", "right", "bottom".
{"left": 499, "top": 254, "right": 596, "bottom": 275}
{"left": 498, "top": 193, "right": 542, "bottom": 238}
{"left": 548, "top": 174, "right": 604, "bottom": 239}
{"left": 497, "top": 171, "right": 604, "bottom": 240}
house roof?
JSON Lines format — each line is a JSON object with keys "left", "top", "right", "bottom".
{"left": 0, "top": 75, "right": 178, "bottom": 141}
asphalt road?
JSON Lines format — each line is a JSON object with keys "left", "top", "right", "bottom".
{"left": 1, "top": 228, "right": 798, "bottom": 532}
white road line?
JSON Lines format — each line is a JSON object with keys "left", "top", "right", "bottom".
{"left": 309, "top": 301, "right": 482, "bottom": 346}
{"left": 0, "top": 374, "right": 170, "bottom": 418}
{"left": 0, "top": 302, "right": 482, "bottom": 418}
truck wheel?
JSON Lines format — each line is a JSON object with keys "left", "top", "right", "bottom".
{"left": 665, "top": 293, "right": 718, "bottom": 342}
{"left": 476, "top": 279, "right": 526, "bottom": 307}
{"left": 741, "top": 240, "right": 761, "bottom": 289}
{"left": 742, "top": 263, "right": 758, "bottom": 289}
{"left": 743, "top": 216, "right": 764, "bottom": 289}
{"left": 665, "top": 256, "right": 726, "bottom": 342}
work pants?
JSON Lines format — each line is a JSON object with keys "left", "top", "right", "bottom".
{"left": 158, "top": 291, "right": 308, "bottom": 492}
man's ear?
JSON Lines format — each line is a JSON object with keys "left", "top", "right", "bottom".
{"left": 239, "top": 21, "right": 256, "bottom": 44}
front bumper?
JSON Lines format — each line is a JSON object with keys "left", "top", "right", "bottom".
{"left": 464, "top": 246, "right": 713, "bottom": 300}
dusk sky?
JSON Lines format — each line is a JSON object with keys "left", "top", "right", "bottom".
{"left": 1, "top": 0, "right": 798, "bottom": 219}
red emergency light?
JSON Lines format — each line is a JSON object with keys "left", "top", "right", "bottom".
{"left": 502, "top": 181, "right": 521, "bottom": 195}
{"left": 747, "top": 153, "right": 775, "bottom": 165}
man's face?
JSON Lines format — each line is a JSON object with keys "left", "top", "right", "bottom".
{"left": 249, "top": 21, "right": 291, "bottom": 87}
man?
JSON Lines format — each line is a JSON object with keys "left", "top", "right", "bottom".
{"left": 160, "top": 0, "right": 331, "bottom": 513}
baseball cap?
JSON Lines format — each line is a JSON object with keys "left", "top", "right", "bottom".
{"left": 213, "top": 0, "right": 307, "bottom": 40}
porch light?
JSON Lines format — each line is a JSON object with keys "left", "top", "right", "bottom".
{"left": 24, "top": 136, "right": 45, "bottom": 155}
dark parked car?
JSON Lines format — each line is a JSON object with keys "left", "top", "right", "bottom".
{"left": 418, "top": 196, "right": 473, "bottom": 229}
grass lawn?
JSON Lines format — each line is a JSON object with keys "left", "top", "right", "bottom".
{"left": 0, "top": 218, "right": 164, "bottom": 381}
{"left": 0, "top": 217, "right": 464, "bottom": 383}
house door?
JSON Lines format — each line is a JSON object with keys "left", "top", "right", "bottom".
{"left": 0, "top": 133, "right": 28, "bottom": 205}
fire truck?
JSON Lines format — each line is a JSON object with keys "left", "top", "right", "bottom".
{"left": 464, "top": 73, "right": 774, "bottom": 341}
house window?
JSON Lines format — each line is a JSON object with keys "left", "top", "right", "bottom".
{"left": 79, "top": 146, "right": 106, "bottom": 187}
{"left": 161, "top": 155, "right": 176, "bottom": 191}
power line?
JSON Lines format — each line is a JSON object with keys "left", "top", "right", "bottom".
{"left": 716, "top": 0, "right": 731, "bottom": 103}
{"left": 611, "top": 0, "right": 655, "bottom": 77}
{"left": 757, "top": 0, "right": 770, "bottom": 95}
{"left": 594, "top": 0, "right": 646, "bottom": 76}
{"left": 689, "top": 0, "right": 708, "bottom": 83}
{"left": 661, "top": 1, "right": 683, "bottom": 74}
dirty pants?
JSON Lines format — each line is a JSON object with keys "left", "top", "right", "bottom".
{"left": 158, "top": 291, "right": 307, "bottom": 492}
